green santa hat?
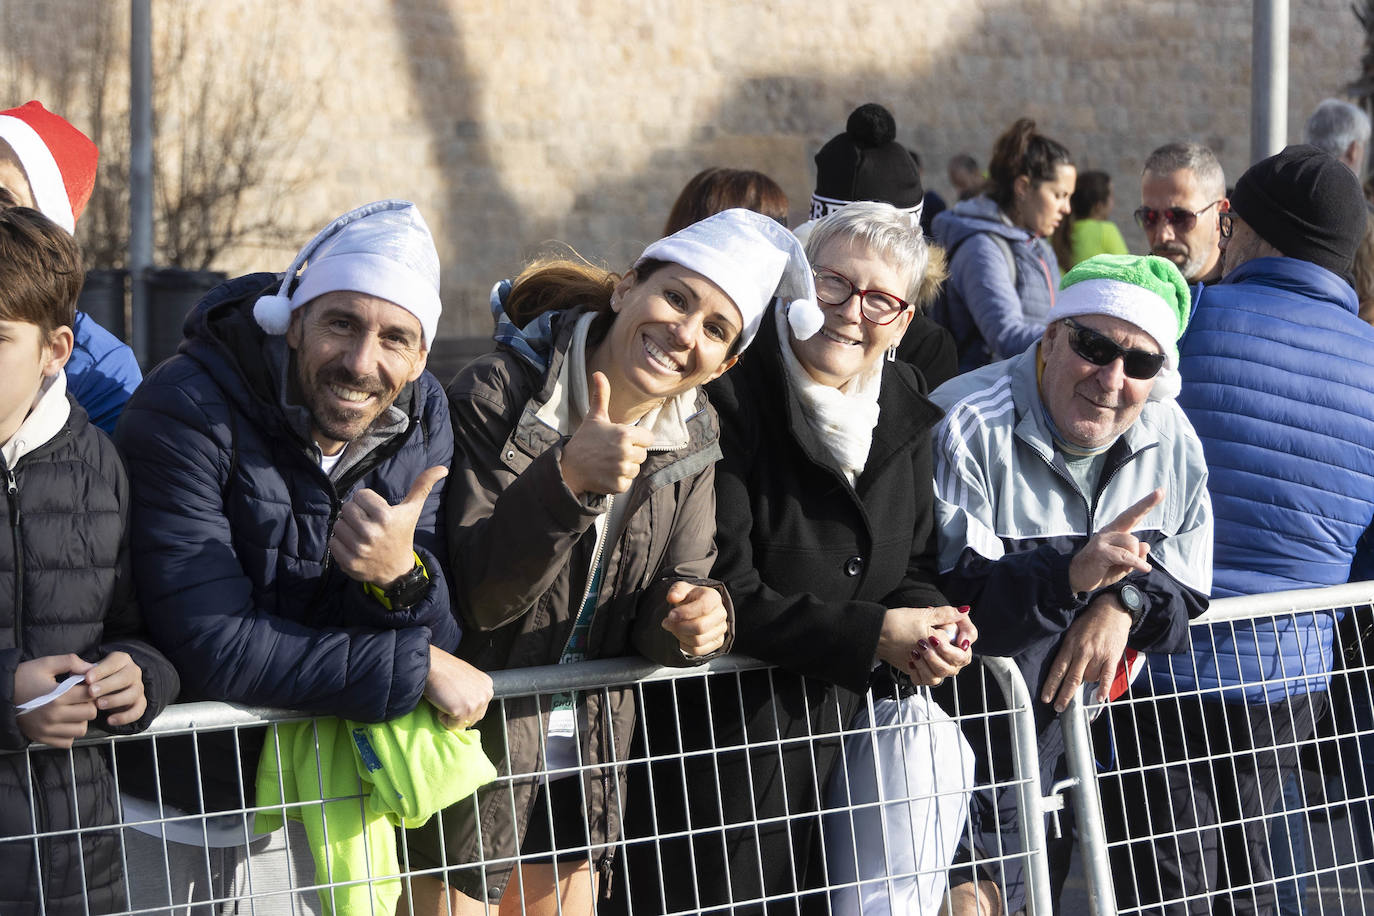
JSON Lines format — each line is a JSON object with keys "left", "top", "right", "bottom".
{"left": 1051, "top": 254, "right": 1192, "bottom": 400}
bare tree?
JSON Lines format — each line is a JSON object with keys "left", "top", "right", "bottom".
{"left": 0, "top": 1, "right": 315, "bottom": 271}
{"left": 151, "top": 4, "right": 316, "bottom": 270}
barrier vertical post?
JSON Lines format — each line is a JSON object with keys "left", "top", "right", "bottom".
{"left": 1062, "top": 691, "right": 1118, "bottom": 916}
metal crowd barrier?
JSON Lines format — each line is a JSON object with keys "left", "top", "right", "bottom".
{"left": 1065, "top": 581, "right": 1374, "bottom": 916}
{"left": 5, "top": 655, "right": 1043, "bottom": 915}
{"left": 12, "top": 582, "right": 1374, "bottom": 914}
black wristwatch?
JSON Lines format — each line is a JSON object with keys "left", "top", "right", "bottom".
{"left": 1114, "top": 582, "right": 1146, "bottom": 633}
{"left": 383, "top": 559, "right": 432, "bottom": 610}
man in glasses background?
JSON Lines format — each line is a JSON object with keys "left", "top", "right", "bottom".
{"left": 927, "top": 254, "right": 1211, "bottom": 915}
{"left": 1138, "top": 145, "right": 1374, "bottom": 915}
{"left": 1138, "top": 141, "right": 1230, "bottom": 290}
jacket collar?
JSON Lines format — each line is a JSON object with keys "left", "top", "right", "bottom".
{"left": 1214, "top": 255, "right": 1360, "bottom": 315}
{"left": 747, "top": 303, "right": 942, "bottom": 487}
{"left": 186, "top": 275, "right": 419, "bottom": 470}
{"left": 2, "top": 370, "right": 71, "bottom": 468}
{"left": 506, "top": 306, "right": 720, "bottom": 485}
{"left": 529, "top": 311, "right": 692, "bottom": 451}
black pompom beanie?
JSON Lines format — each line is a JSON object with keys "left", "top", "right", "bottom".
{"left": 812, "top": 103, "right": 923, "bottom": 211}
{"left": 1229, "top": 144, "right": 1365, "bottom": 280}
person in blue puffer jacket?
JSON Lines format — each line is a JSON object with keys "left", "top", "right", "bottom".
{"left": 112, "top": 201, "right": 492, "bottom": 913}
{"left": 1114, "top": 146, "right": 1374, "bottom": 916}
{"left": 931, "top": 118, "right": 1075, "bottom": 372}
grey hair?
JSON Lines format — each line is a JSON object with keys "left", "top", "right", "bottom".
{"left": 1304, "top": 98, "right": 1372, "bottom": 158}
{"left": 1142, "top": 141, "right": 1227, "bottom": 200}
{"left": 802, "top": 200, "right": 930, "bottom": 304}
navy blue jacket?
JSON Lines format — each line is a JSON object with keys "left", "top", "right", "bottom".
{"left": 1161, "top": 256, "right": 1374, "bottom": 701}
{"left": 114, "top": 272, "right": 458, "bottom": 810}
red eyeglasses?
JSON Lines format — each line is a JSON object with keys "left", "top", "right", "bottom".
{"left": 812, "top": 267, "right": 911, "bottom": 325}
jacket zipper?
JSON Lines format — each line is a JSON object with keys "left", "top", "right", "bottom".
{"left": 599, "top": 851, "right": 615, "bottom": 898}
{"left": 306, "top": 496, "right": 343, "bottom": 609}
{"left": 33, "top": 772, "right": 50, "bottom": 902}
{"left": 307, "top": 415, "right": 418, "bottom": 597}
{"left": 559, "top": 494, "right": 614, "bottom": 663}
{"left": 6, "top": 465, "right": 22, "bottom": 656}
{"left": 321, "top": 497, "right": 341, "bottom": 575}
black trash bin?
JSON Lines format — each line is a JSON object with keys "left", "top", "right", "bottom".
{"left": 142, "top": 268, "right": 226, "bottom": 370}
{"left": 77, "top": 269, "right": 129, "bottom": 342}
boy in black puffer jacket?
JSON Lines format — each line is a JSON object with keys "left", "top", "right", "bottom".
{"left": 0, "top": 207, "right": 179, "bottom": 914}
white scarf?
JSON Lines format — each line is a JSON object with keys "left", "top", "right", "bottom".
{"left": 776, "top": 304, "right": 883, "bottom": 484}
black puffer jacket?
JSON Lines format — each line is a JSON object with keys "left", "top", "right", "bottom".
{"left": 0, "top": 397, "right": 180, "bottom": 915}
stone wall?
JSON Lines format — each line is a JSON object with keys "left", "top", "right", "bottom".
{"left": 0, "top": 0, "right": 1363, "bottom": 336}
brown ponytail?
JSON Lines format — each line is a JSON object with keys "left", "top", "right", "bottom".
{"left": 987, "top": 117, "right": 1073, "bottom": 211}
{"left": 502, "top": 254, "right": 675, "bottom": 328}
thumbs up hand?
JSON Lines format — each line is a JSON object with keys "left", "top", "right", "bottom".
{"left": 1068, "top": 488, "right": 1163, "bottom": 594}
{"left": 560, "top": 371, "right": 655, "bottom": 498}
{"left": 331, "top": 465, "right": 448, "bottom": 588}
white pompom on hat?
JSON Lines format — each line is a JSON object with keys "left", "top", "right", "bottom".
{"left": 253, "top": 199, "right": 442, "bottom": 347}
{"left": 637, "top": 208, "right": 821, "bottom": 350}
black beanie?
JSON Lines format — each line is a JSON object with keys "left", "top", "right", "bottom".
{"left": 811, "top": 103, "right": 923, "bottom": 218}
{"left": 1229, "top": 144, "right": 1365, "bottom": 278}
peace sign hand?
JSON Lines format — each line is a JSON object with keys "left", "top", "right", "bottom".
{"left": 1068, "top": 488, "right": 1162, "bottom": 595}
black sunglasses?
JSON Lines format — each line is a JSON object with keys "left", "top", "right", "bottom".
{"left": 1133, "top": 200, "right": 1223, "bottom": 233}
{"left": 1062, "top": 319, "right": 1166, "bottom": 380}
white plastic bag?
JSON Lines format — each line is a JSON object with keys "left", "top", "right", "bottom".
{"left": 823, "top": 689, "right": 975, "bottom": 916}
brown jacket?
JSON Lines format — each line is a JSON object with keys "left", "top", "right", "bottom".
{"left": 421, "top": 307, "right": 733, "bottom": 900}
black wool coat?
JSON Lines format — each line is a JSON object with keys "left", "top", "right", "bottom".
{"left": 618, "top": 308, "right": 947, "bottom": 914}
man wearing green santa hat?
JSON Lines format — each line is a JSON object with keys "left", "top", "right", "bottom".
{"left": 927, "top": 254, "right": 1214, "bottom": 915}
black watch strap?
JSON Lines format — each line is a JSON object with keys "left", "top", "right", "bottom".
{"left": 1115, "top": 582, "right": 1147, "bottom": 634}
{"left": 383, "top": 559, "right": 432, "bottom": 609}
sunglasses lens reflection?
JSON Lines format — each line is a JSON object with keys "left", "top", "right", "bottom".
{"left": 1135, "top": 207, "right": 1197, "bottom": 232}
{"left": 1069, "top": 324, "right": 1165, "bottom": 380}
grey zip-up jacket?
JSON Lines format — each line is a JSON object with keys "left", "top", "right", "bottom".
{"left": 416, "top": 305, "right": 733, "bottom": 901}
{"left": 930, "top": 344, "right": 1212, "bottom": 734}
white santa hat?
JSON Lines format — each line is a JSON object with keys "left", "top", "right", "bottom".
{"left": 0, "top": 101, "right": 99, "bottom": 234}
{"left": 253, "top": 199, "right": 442, "bottom": 347}
{"left": 637, "top": 207, "right": 823, "bottom": 348}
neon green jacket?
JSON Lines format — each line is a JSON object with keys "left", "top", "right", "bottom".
{"left": 256, "top": 701, "right": 497, "bottom": 915}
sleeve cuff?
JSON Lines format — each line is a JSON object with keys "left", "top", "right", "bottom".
{"left": 363, "top": 552, "right": 429, "bottom": 610}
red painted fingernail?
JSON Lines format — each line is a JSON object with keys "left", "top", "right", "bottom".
{"left": 916, "top": 640, "right": 928, "bottom": 652}
{"left": 929, "top": 637, "right": 941, "bottom": 648}
{"left": 961, "top": 639, "right": 971, "bottom": 650}
{"left": 907, "top": 660, "right": 918, "bottom": 670}
{"left": 958, "top": 605, "right": 971, "bottom": 614}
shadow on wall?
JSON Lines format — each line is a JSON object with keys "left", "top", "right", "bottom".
{"left": 408, "top": 0, "right": 1293, "bottom": 350}
{"left": 392, "top": 0, "right": 525, "bottom": 341}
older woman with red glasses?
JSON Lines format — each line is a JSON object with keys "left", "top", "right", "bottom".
{"left": 620, "top": 201, "right": 977, "bottom": 915}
